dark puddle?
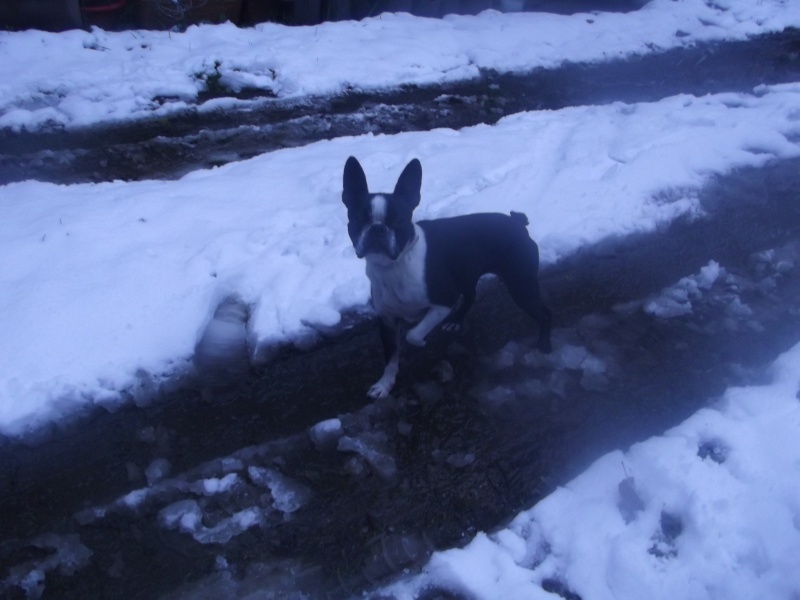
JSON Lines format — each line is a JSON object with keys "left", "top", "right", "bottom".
{"left": 2, "top": 159, "right": 800, "bottom": 599}
{"left": 1, "top": 28, "right": 799, "bottom": 185}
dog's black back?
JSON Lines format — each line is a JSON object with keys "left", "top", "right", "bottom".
{"left": 419, "top": 212, "right": 551, "bottom": 352}
{"left": 419, "top": 212, "right": 536, "bottom": 305}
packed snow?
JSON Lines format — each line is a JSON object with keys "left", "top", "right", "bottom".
{"left": 1, "top": 0, "right": 799, "bottom": 132}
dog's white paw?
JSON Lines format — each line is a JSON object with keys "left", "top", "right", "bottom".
{"left": 368, "top": 381, "right": 392, "bottom": 399}
{"left": 406, "top": 330, "right": 426, "bottom": 347}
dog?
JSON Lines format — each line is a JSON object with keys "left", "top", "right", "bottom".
{"left": 342, "top": 156, "right": 552, "bottom": 398}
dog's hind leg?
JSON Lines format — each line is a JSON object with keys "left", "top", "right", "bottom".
{"left": 505, "top": 272, "right": 552, "bottom": 354}
{"left": 442, "top": 287, "right": 476, "bottom": 332}
{"left": 369, "top": 318, "right": 401, "bottom": 398}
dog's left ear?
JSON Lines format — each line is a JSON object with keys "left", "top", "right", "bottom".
{"left": 393, "top": 159, "right": 422, "bottom": 208}
{"left": 343, "top": 156, "right": 368, "bottom": 210}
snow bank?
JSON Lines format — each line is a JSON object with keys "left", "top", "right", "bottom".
{"left": 382, "top": 340, "right": 800, "bottom": 600}
{"left": 2, "top": 84, "right": 800, "bottom": 435}
{"left": 1, "top": 0, "right": 799, "bottom": 131}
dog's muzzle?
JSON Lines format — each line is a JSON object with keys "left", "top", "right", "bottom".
{"left": 357, "top": 224, "right": 397, "bottom": 259}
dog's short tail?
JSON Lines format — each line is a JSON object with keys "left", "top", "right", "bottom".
{"left": 510, "top": 211, "right": 529, "bottom": 226}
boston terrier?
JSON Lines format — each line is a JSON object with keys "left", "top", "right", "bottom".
{"left": 342, "top": 156, "right": 552, "bottom": 398}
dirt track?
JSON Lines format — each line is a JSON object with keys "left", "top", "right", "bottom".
{"left": 1, "top": 29, "right": 798, "bottom": 185}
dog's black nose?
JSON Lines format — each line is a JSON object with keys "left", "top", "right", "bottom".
{"left": 361, "top": 223, "right": 394, "bottom": 256}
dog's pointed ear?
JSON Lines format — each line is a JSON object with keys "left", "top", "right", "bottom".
{"left": 393, "top": 159, "right": 422, "bottom": 208}
{"left": 343, "top": 156, "right": 368, "bottom": 210}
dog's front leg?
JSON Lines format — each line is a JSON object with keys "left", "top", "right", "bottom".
{"left": 369, "top": 318, "right": 401, "bottom": 399}
{"left": 406, "top": 305, "right": 451, "bottom": 347}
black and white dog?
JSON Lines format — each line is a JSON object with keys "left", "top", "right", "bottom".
{"left": 342, "top": 156, "right": 552, "bottom": 398}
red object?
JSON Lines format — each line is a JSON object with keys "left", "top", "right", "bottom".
{"left": 81, "top": 0, "right": 126, "bottom": 12}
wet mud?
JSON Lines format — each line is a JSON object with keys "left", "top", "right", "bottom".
{"left": 2, "top": 158, "right": 800, "bottom": 599}
{"left": 1, "top": 28, "right": 799, "bottom": 185}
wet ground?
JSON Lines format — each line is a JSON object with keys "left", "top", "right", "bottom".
{"left": 2, "top": 28, "right": 800, "bottom": 600}
{"left": 2, "top": 158, "right": 799, "bottom": 599}
{"left": 1, "top": 29, "right": 799, "bottom": 186}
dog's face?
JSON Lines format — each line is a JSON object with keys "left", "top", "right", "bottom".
{"left": 342, "top": 157, "right": 422, "bottom": 261}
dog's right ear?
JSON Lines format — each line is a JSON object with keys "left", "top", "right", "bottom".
{"left": 393, "top": 158, "right": 422, "bottom": 209}
{"left": 342, "top": 156, "right": 368, "bottom": 210}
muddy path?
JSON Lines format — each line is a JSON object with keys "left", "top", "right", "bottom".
{"left": 2, "top": 158, "right": 799, "bottom": 599}
{"left": 1, "top": 28, "right": 799, "bottom": 186}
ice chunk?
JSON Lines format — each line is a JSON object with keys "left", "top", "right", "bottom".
{"left": 192, "top": 508, "right": 262, "bottom": 545}
{"left": 494, "top": 341, "right": 521, "bottom": 369}
{"left": 193, "top": 473, "right": 239, "bottom": 495}
{"left": 158, "top": 498, "right": 261, "bottom": 545}
{"left": 644, "top": 295, "right": 692, "bottom": 318}
{"left": 159, "top": 499, "right": 204, "bottom": 534}
{"left": 644, "top": 260, "right": 725, "bottom": 318}
{"left": 555, "top": 344, "right": 589, "bottom": 370}
{"left": 145, "top": 458, "right": 171, "bottom": 485}
{"left": 4, "top": 534, "right": 92, "bottom": 598}
{"left": 247, "top": 466, "right": 311, "bottom": 514}
{"left": 17, "top": 569, "right": 45, "bottom": 598}
{"left": 697, "top": 260, "right": 722, "bottom": 288}
{"left": 580, "top": 355, "right": 607, "bottom": 375}
{"left": 521, "top": 350, "right": 548, "bottom": 369}
{"left": 120, "top": 488, "right": 149, "bottom": 509}
{"left": 308, "top": 418, "right": 343, "bottom": 450}
{"left": 725, "top": 296, "right": 753, "bottom": 316}
{"left": 338, "top": 433, "right": 397, "bottom": 480}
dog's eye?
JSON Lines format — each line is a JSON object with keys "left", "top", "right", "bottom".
{"left": 349, "top": 206, "right": 370, "bottom": 221}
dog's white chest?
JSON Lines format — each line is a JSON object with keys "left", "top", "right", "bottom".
{"left": 366, "top": 225, "right": 429, "bottom": 321}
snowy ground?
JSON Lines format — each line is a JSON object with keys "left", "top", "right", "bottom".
{"left": 0, "top": 0, "right": 798, "bottom": 132}
{"left": 2, "top": 1, "right": 800, "bottom": 599}
{"left": 3, "top": 82, "right": 800, "bottom": 436}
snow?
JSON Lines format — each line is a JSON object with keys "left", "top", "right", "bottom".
{"left": 3, "top": 534, "right": 93, "bottom": 598}
{"left": 197, "top": 473, "right": 239, "bottom": 495}
{"left": 3, "top": 84, "right": 800, "bottom": 435}
{"left": 1, "top": 0, "right": 799, "bottom": 132}
{"left": 308, "top": 417, "right": 344, "bottom": 449}
{"left": 643, "top": 260, "right": 723, "bottom": 318}
{"left": 158, "top": 498, "right": 264, "bottom": 544}
{"left": 247, "top": 466, "right": 312, "bottom": 514}
{"left": 382, "top": 340, "right": 800, "bottom": 600}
